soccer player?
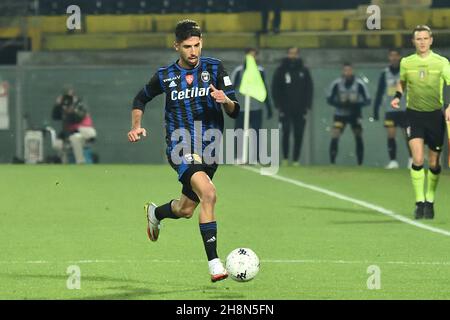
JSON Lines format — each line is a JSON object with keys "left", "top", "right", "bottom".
{"left": 326, "top": 62, "right": 371, "bottom": 165}
{"left": 127, "top": 20, "right": 240, "bottom": 282}
{"left": 391, "top": 25, "right": 450, "bottom": 219}
{"left": 373, "top": 48, "right": 412, "bottom": 169}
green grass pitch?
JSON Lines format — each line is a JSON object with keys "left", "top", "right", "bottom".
{"left": 1, "top": 164, "right": 450, "bottom": 300}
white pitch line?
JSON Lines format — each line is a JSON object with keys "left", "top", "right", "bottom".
{"left": 1, "top": 258, "right": 450, "bottom": 266}
{"left": 242, "top": 166, "right": 450, "bottom": 237}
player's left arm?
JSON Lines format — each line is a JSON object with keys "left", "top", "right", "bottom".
{"left": 358, "top": 81, "right": 371, "bottom": 107}
{"left": 211, "top": 62, "right": 241, "bottom": 119}
{"left": 392, "top": 59, "right": 407, "bottom": 109}
{"left": 442, "top": 62, "right": 450, "bottom": 121}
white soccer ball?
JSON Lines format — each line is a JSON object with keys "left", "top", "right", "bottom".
{"left": 225, "top": 248, "right": 260, "bottom": 282}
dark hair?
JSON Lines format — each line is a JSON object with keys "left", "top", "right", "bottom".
{"left": 175, "top": 19, "right": 202, "bottom": 42}
{"left": 388, "top": 48, "right": 401, "bottom": 54}
{"left": 412, "top": 25, "right": 432, "bottom": 38}
{"left": 343, "top": 62, "right": 352, "bottom": 67}
{"left": 245, "top": 47, "right": 258, "bottom": 55}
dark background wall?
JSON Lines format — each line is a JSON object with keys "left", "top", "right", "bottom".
{"left": 1, "top": 47, "right": 448, "bottom": 166}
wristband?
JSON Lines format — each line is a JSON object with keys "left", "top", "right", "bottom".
{"left": 394, "top": 91, "right": 402, "bottom": 99}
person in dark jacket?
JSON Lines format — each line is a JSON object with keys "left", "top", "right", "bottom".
{"left": 272, "top": 47, "right": 313, "bottom": 165}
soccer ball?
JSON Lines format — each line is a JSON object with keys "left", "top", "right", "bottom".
{"left": 225, "top": 248, "right": 260, "bottom": 282}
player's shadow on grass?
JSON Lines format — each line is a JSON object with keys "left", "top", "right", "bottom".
{"left": 79, "top": 286, "right": 246, "bottom": 300}
{"left": 0, "top": 273, "right": 148, "bottom": 285}
{"left": 0, "top": 273, "right": 246, "bottom": 300}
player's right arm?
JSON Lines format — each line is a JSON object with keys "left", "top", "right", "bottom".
{"left": 326, "top": 81, "right": 340, "bottom": 108}
{"left": 391, "top": 60, "right": 406, "bottom": 109}
{"left": 128, "top": 72, "right": 164, "bottom": 143}
{"left": 443, "top": 61, "right": 450, "bottom": 121}
{"left": 128, "top": 109, "right": 147, "bottom": 142}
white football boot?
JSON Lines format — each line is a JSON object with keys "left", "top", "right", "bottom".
{"left": 144, "top": 202, "right": 160, "bottom": 241}
{"left": 209, "top": 258, "right": 228, "bottom": 282}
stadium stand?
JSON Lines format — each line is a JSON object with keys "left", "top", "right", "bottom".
{"left": 0, "top": 0, "right": 449, "bottom": 58}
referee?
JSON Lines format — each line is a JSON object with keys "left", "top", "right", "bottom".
{"left": 391, "top": 25, "right": 450, "bottom": 219}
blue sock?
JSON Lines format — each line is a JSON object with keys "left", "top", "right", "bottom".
{"left": 199, "top": 221, "right": 218, "bottom": 261}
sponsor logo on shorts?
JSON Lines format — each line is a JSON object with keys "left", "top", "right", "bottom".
{"left": 184, "top": 153, "right": 202, "bottom": 164}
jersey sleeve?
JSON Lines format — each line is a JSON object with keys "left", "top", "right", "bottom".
{"left": 217, "top": 62, "right": 240, "bottom": 118}
{"left": 442, "top": 60, "right": 450, "bottom": 84}
{"left": 326, "top": 81, "right": 339, "bottom": 107}
{"left": 217, "top": 62, "right": 237, "bottom": 100}
{"left": 399, "top": 58, "right": 407, "bottom": 82}
{"left": 132, "top": 72, "right": 164, "bottom": 111}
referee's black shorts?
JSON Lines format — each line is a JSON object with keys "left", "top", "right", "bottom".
{"left": 406, "top": 109, "right": 445, "bottom": 152}
{"left": 384, "top": 111, "right": 407, "bottom": 128}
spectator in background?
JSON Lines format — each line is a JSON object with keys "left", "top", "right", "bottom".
{"left": 327, "top": 62, "right": 371, "bottom": 165}
{"left": 373, "top": 48, "right": 412, "bottom": 169}
{"left": 231, "top": 48, "right": 273, "bottom": 161}
{"left": 52, "top": 87, "right": 97, "bottom": 164}
{"left": 259, "top": 0, "right": 283, "bottom": 34}
{"left": 272, "top": 47, "right": 313, "bottom": 166}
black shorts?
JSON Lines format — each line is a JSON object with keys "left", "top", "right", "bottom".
{"left": 384, "top": 111, "right": 407, "bottom": 128}
{"left": 168, "top": 154, "right": 217, "bottom": 203}
{"left": 406, "top": 109, "right": 445, "bottom": 152}
{"left": 333, "top": 115, "right": 362, "bottom": 130}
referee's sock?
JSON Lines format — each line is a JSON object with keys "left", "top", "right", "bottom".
{"left": 199, "top": 221, "right": 218, "bottom": 261}
{"left": 410, "top": 164, "right": 425, "bottom": 203}
{"left": 155, "top": 200, "right": 180, "bottom": 221}
{"left": 426, "top": 166, "right": 441, "bottom": 203}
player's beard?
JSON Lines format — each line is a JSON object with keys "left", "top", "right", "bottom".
{"left": 183, "top": 55, "right": 199, "bottom": 68}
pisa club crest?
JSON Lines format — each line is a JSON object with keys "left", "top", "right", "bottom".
{"left": 186, "top": 74, "right": 194, "bottom": 85}
{"left": 201, "top": 71, "right": 210, "bottom": 83}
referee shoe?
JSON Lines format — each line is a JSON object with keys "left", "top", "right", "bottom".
{"left": 424, "top": 202, "right": 435, "bottom": 219}
{"left": 414, "top": 202, "right": 425, "bottom": 220}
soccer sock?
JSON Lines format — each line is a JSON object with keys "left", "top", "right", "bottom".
{"left": 199, "top": 221, "right": 218, "bottom": 261}
{"left": 425, "top": 166, "right": 441, "bottom": 203}
{"left": 154, "top": 200, "right": 180, "bottom": 221}
{"left": 388, "top": 138, "right": 396, "bottom": 160}
{"left": 410, "top": 164, "right": 425, "bottom": 203}
{"left": 330, "top": 138, "right": 338, "bottom": 164}
{"left": 356, "top": 136, "right": 364, "bottom": 165}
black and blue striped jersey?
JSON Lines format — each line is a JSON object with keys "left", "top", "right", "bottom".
{"left": 133, "top": 57, "right": 240, "bottom": 158}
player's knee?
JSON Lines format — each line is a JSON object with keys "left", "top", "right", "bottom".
{"left": 429, "top": 163, "right": 441, "bottom": 174}
{"left": 178, "top": 206, "right": 195, "bottom": 219}
{"left": 200, "top": 186, "right": 216, "bottom": 205}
